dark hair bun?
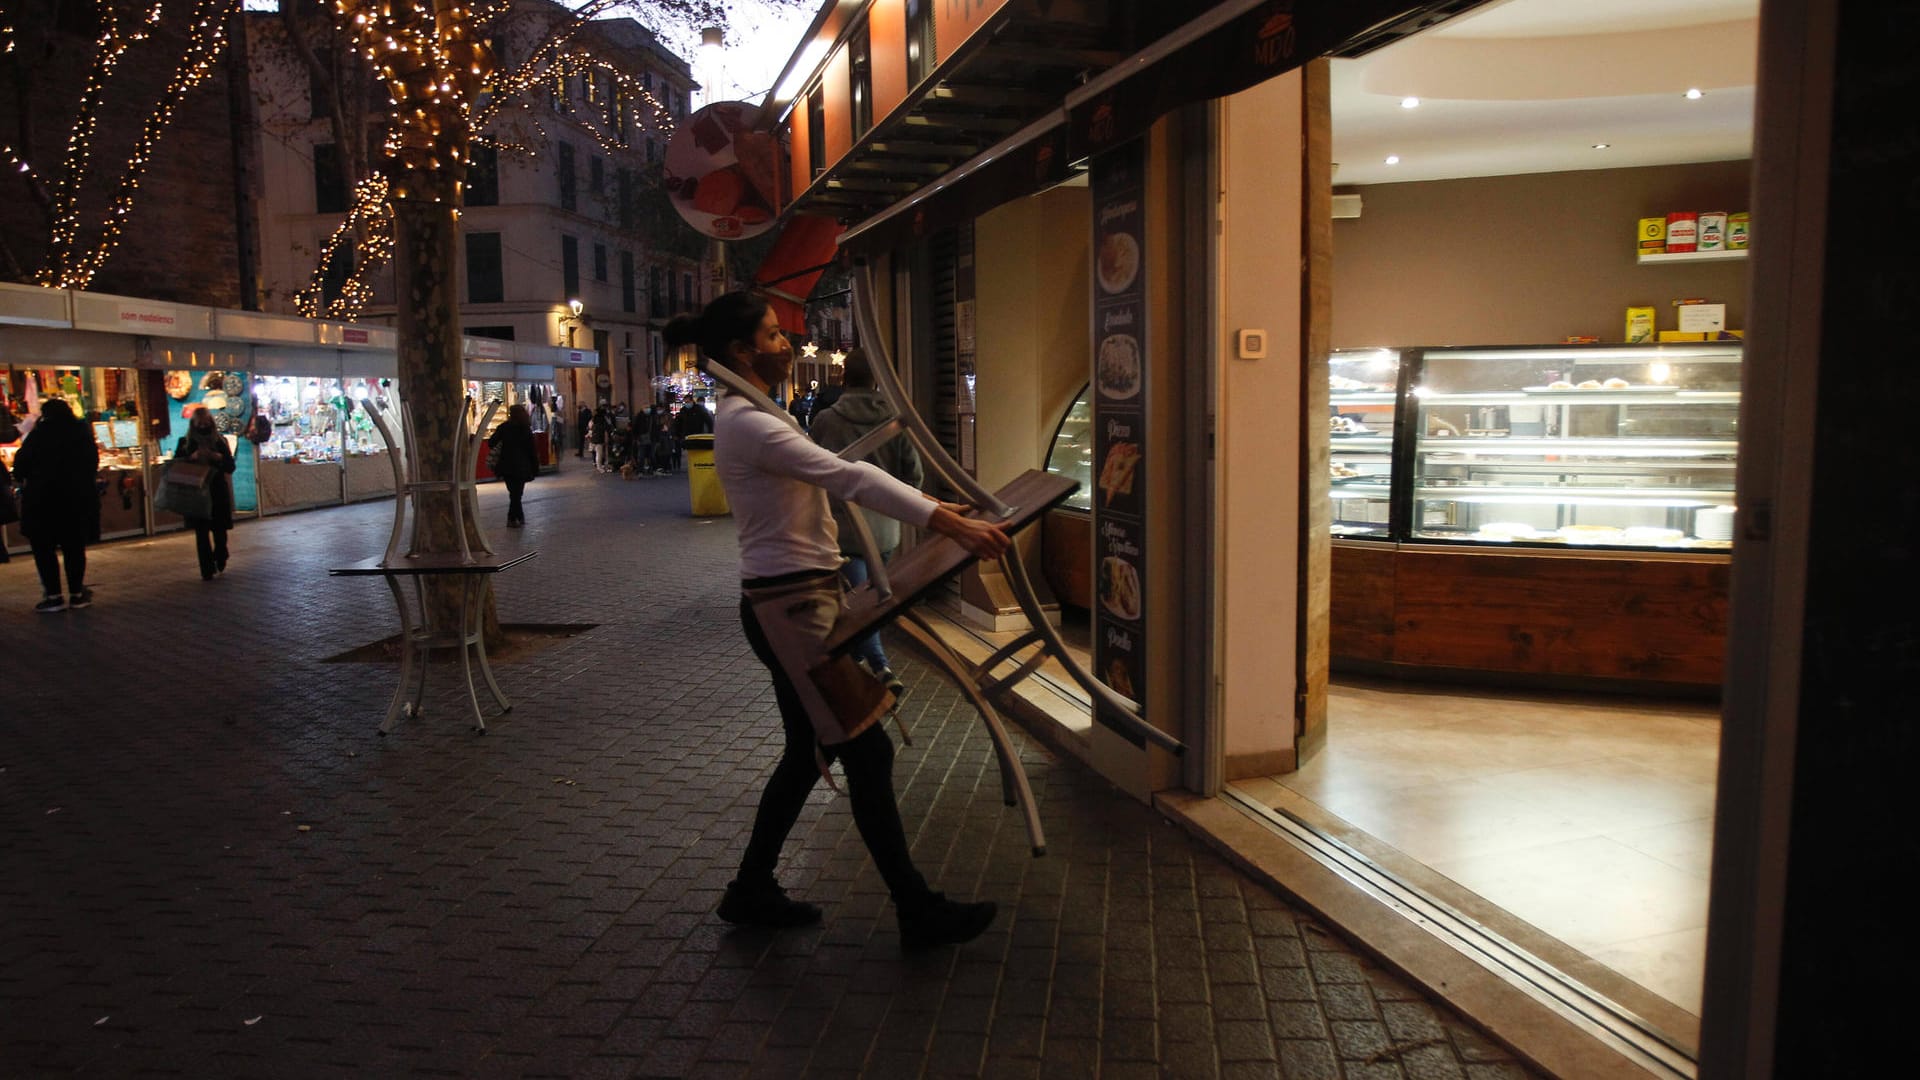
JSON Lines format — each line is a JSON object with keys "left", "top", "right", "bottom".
{"left": 662, "top": 314, "right": 704, "bottom": 350}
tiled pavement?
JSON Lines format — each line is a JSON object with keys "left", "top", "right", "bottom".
{"left": 0, "top": 467, "right": 1538, "bottom": 1078}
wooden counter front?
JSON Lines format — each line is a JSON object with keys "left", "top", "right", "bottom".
{"left": 1332, "top": 541, "right": 1729, "bottom": 688}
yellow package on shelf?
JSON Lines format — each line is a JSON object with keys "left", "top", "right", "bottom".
{"left": 1626, "top": 306, "right": 1657, "bottom": 343}
{"left": 1658, "top": 331, "right": 1710, "bottom": 342}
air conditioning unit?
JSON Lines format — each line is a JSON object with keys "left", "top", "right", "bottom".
{"left": 1332, "top": 193, "right": 1363, "bottom": 220}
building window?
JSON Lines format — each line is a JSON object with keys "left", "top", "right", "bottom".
{"left": 850, "top": 18, "right": 873, "bottom": 140}
{"left": 650, "top": 266, "right": 665, "bottom": 314}
{"left": 313, "top": 143, "right": 347, "bottom": 214}
{"left": 645, "top": 137, "right": 657, "bottom": 164}
{"left": 589, "top": 155, "right": 604, "bottom": 194}
{"left": 467, "top": 325, "right": 515, "bottom": 341}
{"left": 667, "top": 268, "right": 678, "bottom": 313}
{"left": 593, "top": 243, "right": 608, "bottom": 282}
{"left": 561, "top": 235, "right": 580, "bottom": 298}
{"left": 907, "top": 0, "right": 934, "bottom": 87}
{"left": 620, "top": 251, "right": 636, "bottom": 313}
{"left": 682, "top": 273, "right": 694, "bottom": 312}
{"left": 466, "top": 232, "right": 503, "bottom": 304}
{"left": 557, "top": 142, "right": 576, "bottom": 211}
{"left": 807, "top": 86, "right": 826, "bottom": 178}
{"left": 616, "top": 168, "right": 634, "bottom": 231}
{"left": 308, "top": 49, "right": 333, "bottom": 120}
{"left": 466, "top": 143, "right": 499, "bottom": 206}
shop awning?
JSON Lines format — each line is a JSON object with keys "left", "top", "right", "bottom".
{"left": 824, "top": 0, "right": 1488, "bottom": 254}
{"left": 752, "top": 213, "right": 846, "bottom": 334}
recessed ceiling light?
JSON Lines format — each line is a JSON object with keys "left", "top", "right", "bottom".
{"left": 1384, "top": 155, "right": 1400, "bottom": 165}
{"left": 1592, "top": 143, "right": 1611, "bottom": 150}
{"left": 1400, "top": 96, "right": 1421, "bottom": 109}
{"left": 1685, "top": 88, "right": 1704, "bottom": 99}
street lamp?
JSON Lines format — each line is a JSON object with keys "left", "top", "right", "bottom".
{"left": 698, "top": 27, "right": 724, "bottom": 108}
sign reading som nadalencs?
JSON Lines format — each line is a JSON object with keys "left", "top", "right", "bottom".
{"left": 665, "top": 102, "right": 782, "bottom": 241}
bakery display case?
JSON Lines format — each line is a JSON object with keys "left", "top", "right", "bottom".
{"left": 1045, "top": 389, "right": 1094, "bottom": 512}
{"left": 1043, "top": 388, "right": 1094, "bottom": 609}
{"left": 1329, "top": 349, "right": 1401, "bottom": 538}
{"left": 1328, "top": 342, "right": 1741, "bottom": 689}
{"left": 1409, "top": 344, "right": 1739, "bottom": 550}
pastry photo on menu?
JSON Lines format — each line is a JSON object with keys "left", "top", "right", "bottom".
{"left": 1099, "top": 556, "right": 1142, "bottom": 621}
{"left": 1097, "top": 334, "right": 1141, "bottom": 400}
{"left": 1096, "top": 231, "right": 1140, "bottom": 295}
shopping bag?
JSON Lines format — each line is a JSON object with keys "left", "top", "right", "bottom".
{"left": 154, "top": 460, "right": 212, "bottom": 519}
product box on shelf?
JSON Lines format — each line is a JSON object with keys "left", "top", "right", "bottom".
{"left": 1636, "top": 217, "right": 1667, "bottom": 255}
{"left": 1626, "top": 306, "right": 1657, "bottom": 343}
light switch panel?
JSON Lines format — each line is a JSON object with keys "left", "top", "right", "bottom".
{"left": 1236, "top": 328, "right": 1267, "bottom": 360}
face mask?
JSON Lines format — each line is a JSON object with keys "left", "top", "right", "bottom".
{"left": 747, "top": 342, "right": 791, "bottom": 387}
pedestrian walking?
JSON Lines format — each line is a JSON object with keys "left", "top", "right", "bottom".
{"left": 11, "top": 398, "right": 98, "bottom": 612}
{"left": 808, "top": 349, "right": 921, "bottom": 696}
{"left": 786, "top": 380, "right": 818, "bottom": 431}
{"left": 664, "top": 292, "right": 1011, "bottom": 950}
{"left": 487, "top": 404, "right": 539, "bottom": 527}
{"left": 671, "top": 393, "right": 714, "bottom": 475}
{"left": 174, "top": 406, "right": 237, "bottom": 580}
{"left": 589, "top": 405, "right": 612, "bottom": 473}
{"left": 576, "top": 404, "right": 591, "bottom": 457}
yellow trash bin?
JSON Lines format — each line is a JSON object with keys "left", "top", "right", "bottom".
{"left": 684, "top": 434, "right": 729, "bottom": 517}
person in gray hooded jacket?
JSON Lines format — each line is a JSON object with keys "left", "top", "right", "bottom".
{"left": 807, "top": 348, "right": 923, "bottom": 694}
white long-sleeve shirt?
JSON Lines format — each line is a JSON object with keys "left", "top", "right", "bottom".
{"left": 714, "top": 394, "right": 934, "bottom": 579}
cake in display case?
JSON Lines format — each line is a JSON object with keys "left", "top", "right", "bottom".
{"left": 1044, "top": 390, "right": 1094, "bottom": 513}
{"left": 1328, "top": 343, "right": 1740, "bottom": 552}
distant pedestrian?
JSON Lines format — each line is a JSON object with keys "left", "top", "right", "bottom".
{"left": 576, "top": 404, "right": 591, "bottom": 457}
{"left": 649, "top": 403, "right": 674, "bottom": 474}
{"left": 589, "top": 405, "right": 612, "bottom": 473}
{"left": 0, "top": 454, "right": 16, "bottom": 563}
{"left": 786, "top": 381, "right": 818, "bottom": 431}
{"left": 548, "top": 404, "right": 565, "bottom": 461}
{"left": 174, "top": 406, "right": 237, "bottom": 580}
{"left": 665, "top": 292, "right": 1010, "bottom": 950}
{"left": 487, "top": 404, "right": 539, "bottom": 527}
{"left": 809, "top": 349, "right": 921, "bottom": 696}
{"left": 11, "top": 398, "right": 98, "bottom": 612}
{"left": 670, "top": 394, "right": 713, "bottom": 473}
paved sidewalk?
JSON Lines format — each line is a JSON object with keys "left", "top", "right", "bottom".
{"left": 1, "top": 469, "right": 1537, "bottom": 1078}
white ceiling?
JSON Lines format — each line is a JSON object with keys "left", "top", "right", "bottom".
{"left": 1331, "top": 0, "right": 1759, "bottom": 186}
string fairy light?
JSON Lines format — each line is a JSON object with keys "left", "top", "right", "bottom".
{"left": 35, "top": 0, "right": 233, "bottom": 290}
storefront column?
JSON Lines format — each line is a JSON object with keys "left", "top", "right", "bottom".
{"left": 1215, "top": 69, "right": 1321, "bottom": 778}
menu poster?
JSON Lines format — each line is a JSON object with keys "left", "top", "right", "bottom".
{"left": 1090, "top": 139, "right": 1148, "bottom": 747}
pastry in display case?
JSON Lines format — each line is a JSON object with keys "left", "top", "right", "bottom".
{"left": 1328, "top": 349, "right": 1400, "bottom": 538}
{"left": 1408, "top": 344, "right": 1739, "bottom": 549}
{"left": 1044, "top": 388, "right": 1094, "bottom": 512}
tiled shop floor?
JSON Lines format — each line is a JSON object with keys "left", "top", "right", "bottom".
{"left": 1, "top": 469, "right": 1537, "bottom": 1077}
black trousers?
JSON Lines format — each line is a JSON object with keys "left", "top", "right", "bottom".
{"left": 504, "top": 479, "right": 526, "bottom": 523}
{"left": 193, "top": 523, "right": 229, "bottom": 578}
{"left": 30, "top": 533, "right": 86, "bottom": 595}
{"left": 736, "top": 595, "right": 931, "bottom": 905}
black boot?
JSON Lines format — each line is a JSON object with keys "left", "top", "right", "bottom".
{"left": 717, "top": 879, "right": 822, "bottom": 928}
{"left": 897, "top": 893, "right": 997, "bottom": 951}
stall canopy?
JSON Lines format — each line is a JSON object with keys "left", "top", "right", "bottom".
{"left": 785, "top": 0, "right": 1487, "bottom": 254}
{"left": 752, "top": 213, "right": 846, "bottom": 334}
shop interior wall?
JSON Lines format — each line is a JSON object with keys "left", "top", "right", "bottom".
{"left": 1218, "top": 71, "right": 1305, "bottom": 772}
{"left": 1330, "top": 160, "right": 1751, "bottom": 347}
{"left": 972, "top": 184, "right": 1094, "bottom": 491}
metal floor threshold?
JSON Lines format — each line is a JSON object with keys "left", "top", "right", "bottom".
{"left": 1220, "top": 787, "right": 1699, "bottom": 1080}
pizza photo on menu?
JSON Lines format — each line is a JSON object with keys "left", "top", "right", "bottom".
{"left": 1097, "top": 440, "right": 1141, "bottom": 505}
{"left": 665, "top": 102, "right": 780, "bottom": 241}
{"left": 1096, "top": 231, "right": 1139, "bottom": 294}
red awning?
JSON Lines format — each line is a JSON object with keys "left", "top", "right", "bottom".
{"left": 752, "top": 213, "right": 845, "bottom": 334}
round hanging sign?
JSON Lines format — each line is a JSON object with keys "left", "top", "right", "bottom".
{"left": 665, "top": 102, "right": 781, "bottom": 241}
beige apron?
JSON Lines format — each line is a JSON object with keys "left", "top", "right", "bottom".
{"left": 742, "top": 571, "right": 894, "bottom": 746}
